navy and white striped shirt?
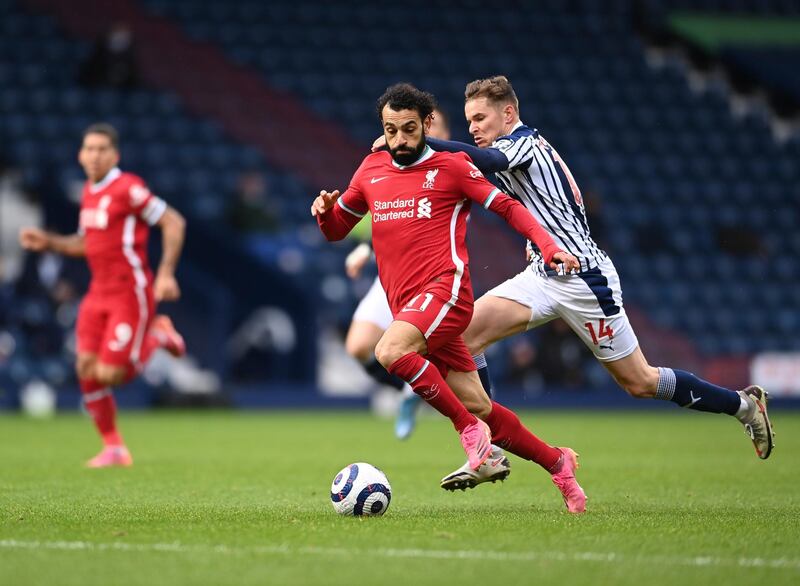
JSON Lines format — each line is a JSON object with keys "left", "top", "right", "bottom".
{"left": 492, "top": 122, "right": 606, "bottom": 276}
{"left": 430, "top": 122, "right": 606, "bottom": 276}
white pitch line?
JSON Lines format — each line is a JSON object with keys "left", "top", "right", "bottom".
{"left": 0, "top": 539, "right": 798, "bottom": 571}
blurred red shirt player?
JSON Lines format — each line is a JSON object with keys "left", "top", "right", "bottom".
{"left": 19, "top": 123, "right": 187, "bottom": 468}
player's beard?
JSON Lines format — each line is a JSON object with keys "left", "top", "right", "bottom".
{"left": 389, "top": 136, "right": 426, "bottom": 166}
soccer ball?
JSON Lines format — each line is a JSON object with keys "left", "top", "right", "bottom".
{"left": 330, "top": 462, "right": 392, "bottom": 516}
{"left": 20, "top": 379, "right": 56, "bottom": 418}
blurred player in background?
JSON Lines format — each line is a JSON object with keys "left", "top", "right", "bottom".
{"left": 314, "top": 84, "right": 587, "bottom": 513}
{"left": 344, "top": 107, "right": 451, "bottom": 440}
{"left": 19, "top": 123, "right": 187, "bottom": 468}
{"left": 413, "top": 76, "right": 775, "bottom": 488}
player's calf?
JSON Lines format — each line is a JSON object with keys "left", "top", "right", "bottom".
{"left": 80, "top": 379, "right": 127, "bottom": 456}
{"left": 387, "top": 353, "right": 473, "bottom": 426}
{"left": 614, "top": 366, "right": 658, "bottom": 398}
{"left": 654, "top": 367, "right": 741, "bottom": 414}
{"left": 447, "top": 370, "right": 492, "bottom": 419}
{"left": 619, "top": 379, "right": 656, "bottom": 399}
{"left": 364, "top": 357, "right": 406, "bottom": 391}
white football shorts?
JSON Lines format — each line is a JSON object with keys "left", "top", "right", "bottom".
{"left": 352, "top": 276, "right": 393, "bottom": 331}
{"left": 486, "top": 257, "right": 638, "bottom": 362}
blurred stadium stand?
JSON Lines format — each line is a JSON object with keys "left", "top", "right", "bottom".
{"left": 1, "top": 0, "right": 798, "bottom": 408}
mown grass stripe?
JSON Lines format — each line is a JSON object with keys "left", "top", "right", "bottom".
{"left": 2, "top": 539, "right": 798, "bottom": 571}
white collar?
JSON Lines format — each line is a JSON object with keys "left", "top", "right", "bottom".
{"left": 391, "top": 145, "right": 435, "bottom": 169}
{"left": 492, "top": 121, "right": 525, "bottom": 147}
{"left": 90, "top": 167, "right": 122, "bottom": 193}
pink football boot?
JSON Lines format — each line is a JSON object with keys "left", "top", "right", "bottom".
{"left": 150, "top": 315, "right": 186, "bottom": 358}
{"left": 86, "top": 446, "right": 133, "bottom": 468}
{"left": 551, "top": 447, "right": 587, "bottom": 513}
{"left": 460, "top": 419, "right": 493, "bottom": 470}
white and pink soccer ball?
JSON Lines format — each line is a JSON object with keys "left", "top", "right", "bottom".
{"left": 330, "top": 463, "right": 392, "bottom": 516}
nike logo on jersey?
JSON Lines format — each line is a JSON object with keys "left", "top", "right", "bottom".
{"left": 370, "top": 176, "right": 389, "bottom": 184}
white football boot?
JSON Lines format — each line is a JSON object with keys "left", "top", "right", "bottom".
{"left": 440, "top": 445, "right": 511, "bottom": 491}
{"left": 737, "top": 385, "right": 775, "bottom": 459}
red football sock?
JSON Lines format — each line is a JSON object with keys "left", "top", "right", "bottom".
{"left": 139, "top": 332, "right": 159, "bottom": 366}
{"left": 485, "top": 401, "right": 561, "bottom": 471}
{"left": 80, "top": 378, "right": 123, "bottom": 447}
{"left": 121, "top": 331, "right": 160, "bottom": 386}
{"left": 388, "top": 352, "right": 476, "bottom": 432}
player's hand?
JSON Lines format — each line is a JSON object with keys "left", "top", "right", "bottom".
{"left": 19, "top": 227, "right": 50, "bottom": 252}
{"left": 311, "top": 190, "right": 340, "bottom": 217}
{"left": 345, "top": 242, "right": 372, "bottom": 279}
{"left": 154, "top": 272, "right": 181, "bottom": 302}
{"left": 371, "top": 135, "right": 386, "bottom": 152}
{"left": 549, "top": 251, "right": 580, "bottom": 273}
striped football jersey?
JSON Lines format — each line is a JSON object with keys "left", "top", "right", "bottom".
{"left": 492, "top": 121, "right": 606, "bottom": 276}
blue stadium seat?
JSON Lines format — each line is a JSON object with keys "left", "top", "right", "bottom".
{"left": 1, "top": 0, "right": 796, "bottom": 370}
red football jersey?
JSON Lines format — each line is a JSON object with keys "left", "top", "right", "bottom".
{"left": 318, "top": 147, "right": 562, "bottom": 314}
{"left": 330, "top": 148, "right": 499, "bottom": 311}
{"left": 78, "top": 167, "right": 166, "bottom": 294}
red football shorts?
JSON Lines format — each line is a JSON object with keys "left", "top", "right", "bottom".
{"left": 394, "top": 282, "right": 476, "bottom": 375}
{"left": 76, "top": 287, "right": 155, "bottom": 367}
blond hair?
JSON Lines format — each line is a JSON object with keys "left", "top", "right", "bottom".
{"left": 464, "top": 76, "right": 519, "bottom": 112}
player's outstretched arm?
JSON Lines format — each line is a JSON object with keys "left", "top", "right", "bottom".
{"left": 19, "top": 227, "right": 85, "bottom": 257}
{"left": 153, "top": 206, "right": 186, "bottom": 302}
{"left": 313, "top": 189, "right": 365, "bottom": 242}
{"left": 426, "top": 137, "right": 509, "bottom": 173}
{"left": 370, "top": 135, "right": 508, "bottom": 174}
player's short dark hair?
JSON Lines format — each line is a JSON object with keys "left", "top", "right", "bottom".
{"left": 376, "top": 83, "right": 437, "bottom": 123}
{"left": 465, "top": 75, "right": 519, "bottom": 112}
{"left": 83, "top": 123, "right": 119, "bottom": 149}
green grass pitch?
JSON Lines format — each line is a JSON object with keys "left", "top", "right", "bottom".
{"left": 1, "top": 409, "right": 798, "bottom": 585}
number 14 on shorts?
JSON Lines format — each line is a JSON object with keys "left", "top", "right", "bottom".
{"left": 584, "top": 318, "right": 613, "bottom": 346}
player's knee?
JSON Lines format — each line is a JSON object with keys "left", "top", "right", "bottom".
{"left": 374, "top": 336, "right": 412, "bottom": 369}
{"left": 462, "top": 328, "right": 489, "bottom": 356}
{"left": 94, "top": 365, "right": 126, "bottom": 387}
{"left": 75, "top": 355, "right": 96, "bottom": 380}
{"left": 374, "top": 342, "right": 399, "bottom": 370}
{"left": 345, "top": 338, "right": 373, "bottom": 363}
{"left": 462, "top": 334, "right": 481, "bottom": 356}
